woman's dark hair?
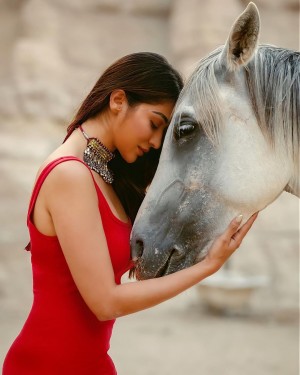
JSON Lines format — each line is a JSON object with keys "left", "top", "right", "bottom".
{"left": 65, "top": 52, "right": 183, "bottom": 223}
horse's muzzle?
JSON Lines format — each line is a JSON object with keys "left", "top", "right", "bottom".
{"left": 131, "top": 236, "right": 187, "bottom": 280}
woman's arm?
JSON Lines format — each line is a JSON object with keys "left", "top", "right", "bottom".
{"left": 105, "top": 213, "right": 257, "bottom": 319}
{"left": 44, "top": 161, "right": 257, "bottom": 321}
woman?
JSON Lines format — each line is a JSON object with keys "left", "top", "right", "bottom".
{"left": 3, "top": 52, "right": 257, "bottom": 374}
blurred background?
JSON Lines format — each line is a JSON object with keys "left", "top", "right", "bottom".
{"left": 0, "top": 0, "right": 299, "bottom": 374}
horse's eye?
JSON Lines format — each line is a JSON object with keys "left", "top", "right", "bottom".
{"left": 174, "top": 121, "right": 196, "bottom": 140}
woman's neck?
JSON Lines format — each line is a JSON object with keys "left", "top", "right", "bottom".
{"left": 62, "top": 113, "right": 116, "bottom": 159}
{"left": 81, "top": 113, "right": 116, "bottom": 152}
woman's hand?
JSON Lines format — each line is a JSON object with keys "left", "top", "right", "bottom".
{"left": 202, "top": 213, "right": 259, "bottom": 275}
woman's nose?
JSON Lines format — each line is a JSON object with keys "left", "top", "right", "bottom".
{"left": 149, "top": 132, "right": 162, "bottom": 149}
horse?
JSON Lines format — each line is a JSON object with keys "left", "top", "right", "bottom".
{"left": 130, "top": 2, "right": 299, "bottom": 280}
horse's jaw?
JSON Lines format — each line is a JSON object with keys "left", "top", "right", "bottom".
{"left": 131, "top": 175, "right": 251, "bottom": 280}
{"left": 131, "top": 182, "right": 281, "bottom": 281}
{"left": 131, "top": 147, "right": 291, "bottom": 280}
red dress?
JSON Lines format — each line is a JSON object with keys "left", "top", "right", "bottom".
{"left": 3, "top": 157, "right": 133, "bottom": 375}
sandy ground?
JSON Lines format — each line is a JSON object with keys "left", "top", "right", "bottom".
{"left": 0, "top": 120, "right": 299, "bottom": 374}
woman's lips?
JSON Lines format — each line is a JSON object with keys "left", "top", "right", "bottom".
{"left": 137, "top": 146, "right": 149, "bottom": 155}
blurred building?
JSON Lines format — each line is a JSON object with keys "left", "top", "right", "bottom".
{"left": 0, "top": 0, "right": 298, "bottom": 123}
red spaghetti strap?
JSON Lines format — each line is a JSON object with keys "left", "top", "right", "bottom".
{"left": 26, "top": 157, "right": 95, "bottom": 225}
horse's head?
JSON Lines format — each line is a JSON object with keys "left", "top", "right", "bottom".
{"left": 131, "top": 2, "right": 299, "bottom": 280}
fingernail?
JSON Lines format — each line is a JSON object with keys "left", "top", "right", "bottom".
{"left": 235, "top": 214, "right": 243, "bottom": 224}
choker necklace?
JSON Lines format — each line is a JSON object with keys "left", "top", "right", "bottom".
{"left": 79, "top": 125, "right": 115, "bottom": 184}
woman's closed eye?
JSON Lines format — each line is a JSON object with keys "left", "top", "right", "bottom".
{"left": 150, "top": 121, "right": 159, "bottom": 130}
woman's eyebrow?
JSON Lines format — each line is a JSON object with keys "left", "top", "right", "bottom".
{"left": 152, "top": 111, "right": 169, "bottom": 124}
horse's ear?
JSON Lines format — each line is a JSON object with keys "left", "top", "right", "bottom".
{"left": 221, "top": 2, "right": 260, "bottom": 71}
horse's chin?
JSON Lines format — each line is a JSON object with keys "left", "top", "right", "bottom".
{"left": 135, "top": 255, "right": 177, "bottom": 280}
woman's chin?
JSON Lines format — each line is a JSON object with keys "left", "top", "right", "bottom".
{"left": 121, "top": 153, "right": 138, "bottom": 164}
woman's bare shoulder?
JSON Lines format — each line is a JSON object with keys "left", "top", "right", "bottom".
{"left": 40, "top": 157, "right": 91, "bottom": 184}
{"left": 39, "top": 158, "right": 97, "bottom": 206}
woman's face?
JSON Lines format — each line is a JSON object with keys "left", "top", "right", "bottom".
{"left": 114, "top": 101, "right": 174, "bottom": 163}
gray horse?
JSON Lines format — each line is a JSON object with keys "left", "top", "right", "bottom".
{"left": 131, "top": 2, "right": 299, "bottom": 280}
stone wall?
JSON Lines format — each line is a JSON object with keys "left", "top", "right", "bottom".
{"left": 171, "top": 0, "right": 299, "bottom": 75}
{"left": 0, "top": 0, "right": 172, "bottom": 121}
{"left": 0, "top": 0, "right": 298, "bottom": 122}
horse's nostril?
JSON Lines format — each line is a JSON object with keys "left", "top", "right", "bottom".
{"left": 172, "top": 246, "right": 184, "bottom": 260}
{"left": 133, "top": 239, "right": 144, "bottom": 259}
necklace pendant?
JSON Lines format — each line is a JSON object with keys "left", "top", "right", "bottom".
{"left": 80, "top": 126, "right": 115, "bottom": 184}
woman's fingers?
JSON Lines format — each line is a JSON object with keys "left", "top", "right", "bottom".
{"left": 203, "top": 212, "right": 259, "bottom": 274}
{"left": 220, "top": 212, "right": 259, "bottom": 250}
{"left": 231, "top": 212, "right": 258, "bottom": 246}
{"left": 227, "top": 214, "right": 244, "bottom": 237}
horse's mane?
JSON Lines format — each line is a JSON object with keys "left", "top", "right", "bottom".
{"left": 179, "top": 45, "right": 300, "bottom": 169}
{"left": 247, "top": 46, "right": 299, "bottom": 167}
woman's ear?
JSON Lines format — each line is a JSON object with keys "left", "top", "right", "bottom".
{"left": 109, "top": 89, "right": 127, "bottom": 114}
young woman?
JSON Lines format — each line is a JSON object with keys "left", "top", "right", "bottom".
{"left": 2, "top": 52, "right": 257, "bottom": 374}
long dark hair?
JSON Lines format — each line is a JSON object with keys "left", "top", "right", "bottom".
{"left": 65, "top": 52, "right": 183, "bottom": 223}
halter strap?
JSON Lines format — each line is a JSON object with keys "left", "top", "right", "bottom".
{"left": 79, "top": 125, "right": 90, "bottom": 141}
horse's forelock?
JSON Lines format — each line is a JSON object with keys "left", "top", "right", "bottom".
{"left": 176, "top": 46, "right": 224, "bottom": 146}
